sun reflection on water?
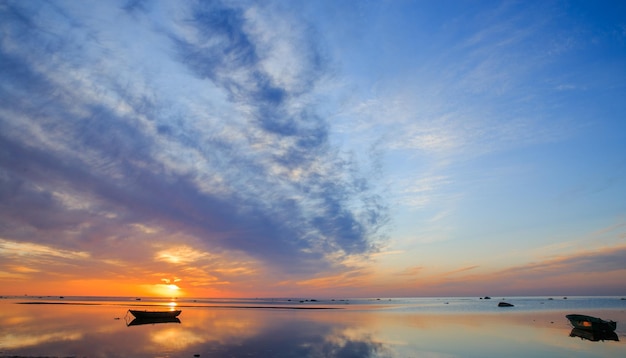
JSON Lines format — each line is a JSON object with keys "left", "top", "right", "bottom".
{"left": 1, "top": 298, "right": 624, "bottom": 357}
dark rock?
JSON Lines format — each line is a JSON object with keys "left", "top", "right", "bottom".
{"left": 498, "top": 302, "right": 514, "bottom": 307}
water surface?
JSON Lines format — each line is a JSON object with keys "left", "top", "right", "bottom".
{"left": 1, "top": 296, "right": 624, "bottom": 357}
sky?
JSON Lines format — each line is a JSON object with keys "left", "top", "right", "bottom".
{"left": 1, "top": 0, "right": 625, "bottom": 298}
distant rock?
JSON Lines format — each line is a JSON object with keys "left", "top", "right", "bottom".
{"left": 498, "top": 302, "right": 514, "bottom": 307}
{"left": 484, "top": 296, "right": 491, "bottom": 300}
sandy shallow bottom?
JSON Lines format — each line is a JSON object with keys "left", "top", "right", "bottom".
{"left": 1, "top": 297, "right": 624, "bottom": 357}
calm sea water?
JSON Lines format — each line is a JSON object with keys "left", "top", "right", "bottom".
{"left": 1, "top": 296, "right": 625, "bottom": 357}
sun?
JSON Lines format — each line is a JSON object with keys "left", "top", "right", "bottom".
{"left": 144, "top": 282, "right": 184, "bottom": 297}
{"left": 155, "top": 283, "right": 182, "bottom": 297}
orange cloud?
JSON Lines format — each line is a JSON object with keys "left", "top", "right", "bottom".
{"left": 398, "top": 244, "right": 626, "bottom": 296}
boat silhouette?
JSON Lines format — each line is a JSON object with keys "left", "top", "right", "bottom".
{"left": 125, "top": 309, "right": 182, "bottom": 326}
{"left": 566, "top": 314, "right": 616, "bottom": 333}
{"left": 128, "top": 309, "right": 181, "bottom": 319}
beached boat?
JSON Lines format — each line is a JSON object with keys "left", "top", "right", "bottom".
{"left": 128, "top": 309, "right": 181, "bottom": 319}
{"left": 566, "top": 314, "right": 616, "bottom": 333}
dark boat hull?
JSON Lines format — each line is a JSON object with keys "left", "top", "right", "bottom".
{"left": 566, "top": 314, "right": 617, "bottom": 333}
{"left": 129, "top": 309, "right": 181, "bottom": 319}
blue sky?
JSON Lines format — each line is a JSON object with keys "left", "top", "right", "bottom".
{"left": 0, "top": 0, "right": 624, "bottom": 297}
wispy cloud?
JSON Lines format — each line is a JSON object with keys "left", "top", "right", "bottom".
{"left": 1, "top": 1, "right": 624, "bottom": 297}
{"left": 320, "top": 2, "right": 601, "bottom": 260}
{"left": 501, "top": 245, "right": 626, "bottom": 277}
{"left": 0, "top": 239, "right": 90, "bottom": 261}
{"left": 333, "top": 1, "right": 585, "bottom": 164}
{"left": 0, "top": 1, "right": 388, "bottom": 289}
{"left": 410, "top": 245, "right": 626, "bottom": 296}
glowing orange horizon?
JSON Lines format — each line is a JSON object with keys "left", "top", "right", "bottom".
{"left": 3, "top": 243, "right": 626, "bottom": 298}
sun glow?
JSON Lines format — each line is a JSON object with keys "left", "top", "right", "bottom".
{"left": 144, "top": 283, "right": 184, "bottom": 297}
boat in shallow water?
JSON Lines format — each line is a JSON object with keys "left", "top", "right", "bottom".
{"left": 128, "top": 309, "right": 181, "bottom": 319}
{"left": 566, "top": 314, "right": 616, "bottom": 333}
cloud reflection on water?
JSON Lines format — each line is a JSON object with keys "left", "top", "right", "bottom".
{"left": 1, "top": 300, "right": 624, "bottom": 357}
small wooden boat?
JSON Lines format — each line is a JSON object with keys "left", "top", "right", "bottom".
{"left": 128, "top": 309, "right": 181, "bottom": 319}
{"left": 566, "top": 314, "right": 616, "bottom": 333}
